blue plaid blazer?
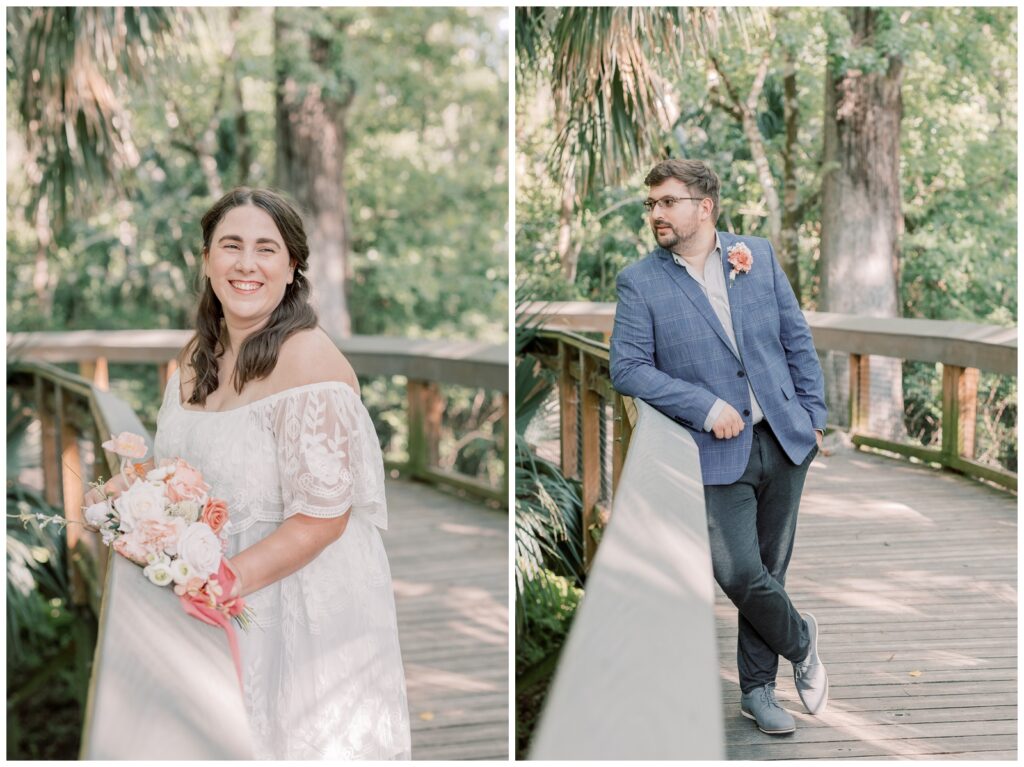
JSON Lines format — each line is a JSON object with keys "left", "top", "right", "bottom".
{"left": 610, "top": 231, "right": 827, "bottom": 486}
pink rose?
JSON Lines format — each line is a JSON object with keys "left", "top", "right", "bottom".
{"left": 201, "top": 498, "right": 229, "bottom": 535}
{"left": 113, "top": 518, "right": 186, "bottom": 565}
{"left": 102, "top": 432, "right": 148, "bottom": 460}
{"left": 166, "top": 459, "right": 210, "bottom": 504}
{"left": 113, "top": 534, "right": 150, "bottom": 566}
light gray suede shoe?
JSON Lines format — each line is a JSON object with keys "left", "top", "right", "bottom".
{"left": 793, "top": 612, "right": 829, "bottom": 714}
{"left": 740, "top": 683, "right": 796, "bottom": 735}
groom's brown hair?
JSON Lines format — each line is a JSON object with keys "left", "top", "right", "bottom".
{"left": 645, "top": 159, "right": 721, "bottom": 223}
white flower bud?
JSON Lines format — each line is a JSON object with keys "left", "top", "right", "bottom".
{"left": 143, "top": 562, "right": 174, "bottom": 587}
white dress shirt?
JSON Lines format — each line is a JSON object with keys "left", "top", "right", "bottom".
{"left": 671, "top": 235, "right": 765, "bottom": 432}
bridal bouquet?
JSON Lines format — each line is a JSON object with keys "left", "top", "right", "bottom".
{"left": 84, "top": 432, "right": 250, "bottom": 680}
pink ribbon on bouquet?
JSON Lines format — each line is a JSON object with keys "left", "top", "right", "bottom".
{"left": 178, "top": 559, "right": 245, "bottom": 687}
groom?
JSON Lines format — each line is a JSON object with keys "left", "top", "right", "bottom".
{"left": 609, "top": 159, "right": 828, "bottom": 735}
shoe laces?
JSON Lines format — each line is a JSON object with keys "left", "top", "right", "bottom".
{"left": 759, "top": 683, "right": 781, "bottom": 709}
{"left": 794, "top": 656, "right": 811, "bottom": 681}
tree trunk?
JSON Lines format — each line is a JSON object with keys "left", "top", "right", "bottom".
{"left": 739, "top": 107, "right": 781, "bottom": 248}
{"left": 707, "top": 48, "right": 788, "bottom": 286}
{"left": 820, "top": 8, "right": 906, "bottom": 440}
{"left": 33, "top": 196, "right": 54, "bottom": 318}
{"left": 557, "top": 163, "right": 577, "bottom": 283}
{"left": 274, "top": 10, "right": 353, "bottom": 339}
{"left": 780, "top": 46, "right": 802, "bottom": 301}
{"left": 230, "top": 8, "right": 252, "bottom": 187}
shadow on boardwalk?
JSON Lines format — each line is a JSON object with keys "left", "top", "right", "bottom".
{"left": 717, "top": 448, "right": 1017, "bottom": 760}
{"left": 383, "top": 479, "right": 508, "bottom": 761}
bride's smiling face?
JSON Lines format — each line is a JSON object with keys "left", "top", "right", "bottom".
{"left": 204, "top": 205, "right": 296, "bottom": 329}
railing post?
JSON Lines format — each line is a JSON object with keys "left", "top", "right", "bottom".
{"left": 79, "top": 357, "right": 109, "bottom": 391}
{"left": 849, "top": 353, "right": 870, "bottom": 432}
{"left": 558, "top": 341, "right": 579, "bottom": 479}
{"left": 579, "top": 351, "right": 600, "bottom": 568}
{"left": 611, "top": 392, "right": 633, "bottom": 494}
{"left": 407, "top": 379, "right": 443, "bottom": 478}
{"left": 942, "top": 364, "right": 980, "bottom": 463}
{"left": 60, "top": 398, "right": 91, "bottom": 607}
{"left": 158, "top": 359, "right": 178, "bottom": 395}
{"left": 36, "top": 377, "right": 62, "bottom": 508}
{"left": 499, "top": 393, "right": 510, "bottom": 499}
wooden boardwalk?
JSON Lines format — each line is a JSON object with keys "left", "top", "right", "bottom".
{"left": 716, "top": 447, "right": 1017, "bottom": 760}
{"left": 383, "top": 479, "right": 509, "bottom": 761}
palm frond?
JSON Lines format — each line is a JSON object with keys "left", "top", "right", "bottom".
{"left": 523, "top": 7, "right": 770, "bottom": 201}
{"left": 9, "top": 7, "right": 180, "bottom": 225}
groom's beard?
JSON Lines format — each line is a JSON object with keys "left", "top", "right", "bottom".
{"left": 652, "top": 219, "right": 685, "bottom": 250}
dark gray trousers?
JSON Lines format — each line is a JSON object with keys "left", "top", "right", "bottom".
{"left": 704, "top": 420, "right": 814, "bottom": 694}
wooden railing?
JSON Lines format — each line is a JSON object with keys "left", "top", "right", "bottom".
{"left": 7, "top": 361, "right": 252, "bottom": 759}
{"left": 8, "top": 330, "right": 510, "bottom": 504}
{"left": 519, "top": 329, "right": 630, "bottom": 567}
{"left": 519, "top": 302, "right": 1017, "bottom": 492}
{"left": 9, "top": 329, "right": 508, "bottom": 758}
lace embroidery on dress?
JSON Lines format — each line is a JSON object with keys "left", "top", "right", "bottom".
{"left": 272, "top": 384, "right": 387, "bottom": 527}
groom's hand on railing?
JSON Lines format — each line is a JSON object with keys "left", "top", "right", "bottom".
{"left": 711, "top": 404, "right": 745, "bottom": 439}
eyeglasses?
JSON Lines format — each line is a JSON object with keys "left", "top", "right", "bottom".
{"left": 642, "top": 196, "right": 706, "bottom": 212}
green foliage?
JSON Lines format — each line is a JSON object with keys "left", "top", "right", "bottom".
{"left": 515, "top": 569, "right": 581, "bottom": 674}
{"left": 514, "top": 568, "right": 581, "bottom": 759}
{"left": 7, "top": 8, "right": 180, "bottom": 227}
{"left": 514, "top": 315, "right": 586, "bottom": 757}
{"left": 7, "top": 7, "right": 507, "bottom": 343}
{"left": 7, "top": 388, "right": 98, "bottom": 759}
{"left": 518, "top": 7, "right": 1017, "bottom": 470}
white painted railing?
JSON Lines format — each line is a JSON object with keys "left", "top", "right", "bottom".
{"left": 530, "top": 400, "right": 724, "bottom": 760}
{"left": 80, "top": 556, "right": 253, "bottom": 759}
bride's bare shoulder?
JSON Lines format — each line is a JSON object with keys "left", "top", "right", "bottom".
{"left": 270, "top": 328, "right": 359, "bottom": 394}
{"left": 175, "top": 347, "right": 197, "bottom": 402}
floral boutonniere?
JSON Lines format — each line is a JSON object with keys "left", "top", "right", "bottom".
{"left": 727, "top": 242, "right": 753, "bottom": 288}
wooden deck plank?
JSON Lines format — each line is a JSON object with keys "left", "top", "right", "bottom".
{"left": 728, "top": 733, "right": 1017, "bottom": 760}
{"left": 723, "top": 705, "right": 1018, "bottom": 731}
{"left": 717, "top": 448, "right": 1017, "bottom": 760}
{"left": 382, "top": 479, "right": 508, "bottom": 761}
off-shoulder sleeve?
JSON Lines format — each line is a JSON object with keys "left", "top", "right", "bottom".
{"left": 271, "top": 384, "right": 388, "bottom": 529}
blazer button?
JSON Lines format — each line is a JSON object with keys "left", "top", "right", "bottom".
{"left": 737, "top": 370, "right": 745, "bottom": 377}
{"left": 743, "top": 409, "right": 751, "bottom": 417}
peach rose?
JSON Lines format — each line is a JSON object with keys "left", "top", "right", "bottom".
{"left": 201, "top": 498, "right": 229, "bottom": 535}
{"left": 727, "top": 242, "right": 753, "bottom": 285}
{"left": 166, "top": 459, "right": 210, "bottom": 504}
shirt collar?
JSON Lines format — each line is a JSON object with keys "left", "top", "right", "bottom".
{"left": 671, "top": 232, "right": 722, "bottom": 269}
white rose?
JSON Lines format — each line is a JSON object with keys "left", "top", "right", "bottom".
{"left": 170, "top": 558, "right": 194, "bottom": 585}
{"left": 176, "top": 523, "right": 222, "bottom": 580}
{"left": 143, "top": 561, "right": 174, "bottom": 587}
{"left": 146, "top": 465, "right": 173, "bottom": 482}
{"left": 84, "top": 501, "right": 112, "bottom": 527}
{"left": 167, "top": 500, "right": 201, "bottom": 524}
{"left": 114, "top": 481, "right": 168, "bottom": 532}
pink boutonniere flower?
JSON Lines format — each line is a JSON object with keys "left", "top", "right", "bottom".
{"left": 727, "top": 242, "right": 753, "bottom": 288}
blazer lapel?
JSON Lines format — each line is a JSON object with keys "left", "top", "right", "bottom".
{"left": 718, "top": 231, "right": 745, "bottom": 355}
{"left": 657, "top": 249, "right": 739, "bottom": 359}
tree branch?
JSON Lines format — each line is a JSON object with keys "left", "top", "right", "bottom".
{"left": 746, "top": 48, "right": 772, "bottom": 113}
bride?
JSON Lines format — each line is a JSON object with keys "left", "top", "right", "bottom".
{"left": 104, "top": 187, "right": 411, "bottom": 759}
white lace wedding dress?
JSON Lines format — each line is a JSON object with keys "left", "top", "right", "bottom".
{"left": 154, "top": 369, "right": 411, "bottom": 760}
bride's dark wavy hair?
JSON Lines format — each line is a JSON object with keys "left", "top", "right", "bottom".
{"left": 182, "top": 187, "right": 318, "bottom": 405}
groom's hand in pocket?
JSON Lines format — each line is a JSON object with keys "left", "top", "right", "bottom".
{"left": 711, "top": 404, "right": 745, "bottom": 439}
